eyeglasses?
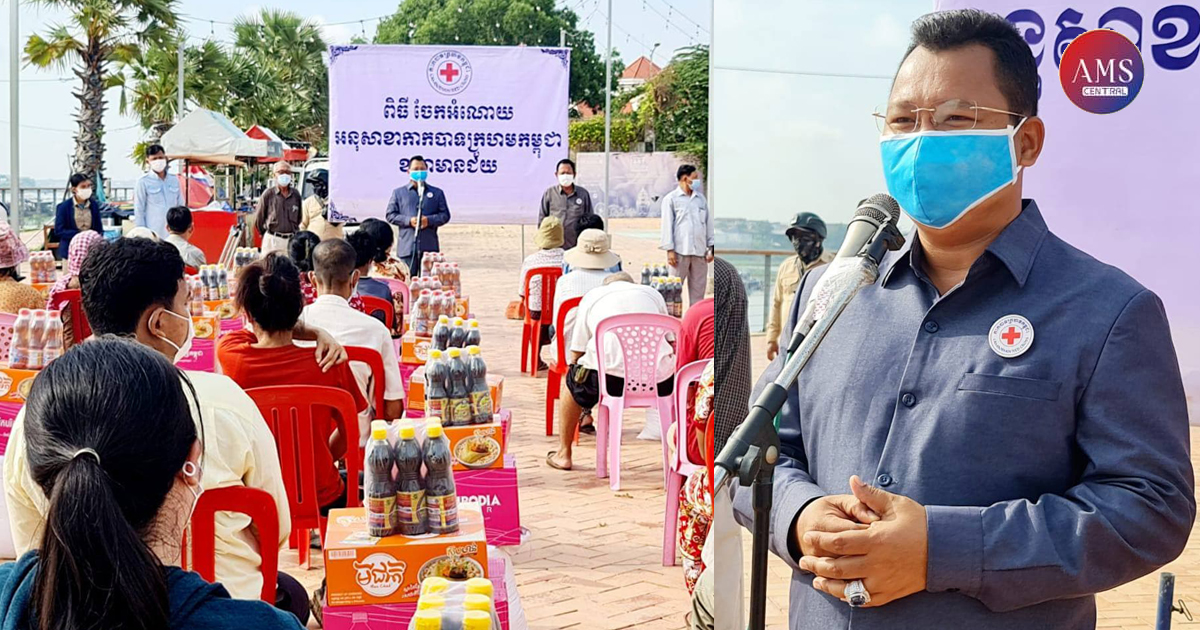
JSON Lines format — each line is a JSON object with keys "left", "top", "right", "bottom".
{"left": 873, "top": 99, "right": 1024, "bottom": 134}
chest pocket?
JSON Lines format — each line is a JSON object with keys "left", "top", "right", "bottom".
{"left": 957, "top": 373, "right": 1061, "bottom": 401}
{"left": 144, "top": 179, "right": 163, "bottom": 197}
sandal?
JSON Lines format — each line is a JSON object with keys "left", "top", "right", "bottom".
{"left": 545, "top": 450, "right": 572, "bottom": 471}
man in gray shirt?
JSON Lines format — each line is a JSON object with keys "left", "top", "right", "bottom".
{"left": 735, "top": 9, "right": 1194, "bottom": 629}
{"left": 539, "top": 158, "right": 594, "bottom": 250}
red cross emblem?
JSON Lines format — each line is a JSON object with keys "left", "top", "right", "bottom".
{"left": 989, "top": 315, "right": 1034, "bottom": 358}
{"left": 439, "top": 62, "right": 460, "bottom": 83}
{"left": 1000, "top": 326, "right": 1021, "bottom": 346}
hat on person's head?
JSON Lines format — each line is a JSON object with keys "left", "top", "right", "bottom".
{"left": 786, "top": 212, "right": 827, "bottom": 240}
{"left": 124, "top": 226, "right": 161, "bottom": 242}
{"left": 0, "top": 225, "right": 29, "bottom": 269}
{"left": 534, "top": 216, "right": 564, "bottom": 250}
{"left": 306, "top": 168, "right": 328, "bottom": 184}
{"left": 564, "top": 229, "right": 620, "bottom": 270}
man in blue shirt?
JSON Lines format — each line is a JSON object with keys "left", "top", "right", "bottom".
{"left": 385, "top": 155, "right": 451, "bottom": 272}
{"left": 133, "top": 144, "right": 184, "bottom": 239}
{"left": 735, "top": 9, "right": 1194, "bottom": 629}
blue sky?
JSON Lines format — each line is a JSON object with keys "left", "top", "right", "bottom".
{"left": 1, "top": 0, "right": 708, "bottom": 182}
{"left": 711, "top": 0, "right": 933, "bottom": 224}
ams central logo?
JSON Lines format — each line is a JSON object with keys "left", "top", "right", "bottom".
{"left": 1059, "top": 28, "right": 1144, "bottom": 114}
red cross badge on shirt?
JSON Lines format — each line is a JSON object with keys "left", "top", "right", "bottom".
{"left": 988, "top": 314, "right": 1035, "bottom": 358}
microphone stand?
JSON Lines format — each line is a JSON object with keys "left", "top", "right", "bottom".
{"left": 714, "top": 226, "right": 904, "bottom": 630}
{"left": 409, "top": 185, "right": 425, "bottom": 274}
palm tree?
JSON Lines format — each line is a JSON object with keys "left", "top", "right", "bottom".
{"left": 232, "top": 9, "right": 328, "bottom": 146}
{"left": 113, "top": 37, "right": 227, "bottom": 144}
{"left": 25, "top": 0, "right": 180, "bottom": 180}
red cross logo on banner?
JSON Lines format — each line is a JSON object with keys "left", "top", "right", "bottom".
{"left": 439, "top": 62, "right": 460, "bottom": 83}
{"left": 427, "top": 50, "right": 473, "bottom": 95}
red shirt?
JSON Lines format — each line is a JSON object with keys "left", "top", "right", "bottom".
{"left": 217, "top": 329, "right": 367, "bottom": 507}
{"left": 677, "top": 298, "right": 715, "bottom": 466}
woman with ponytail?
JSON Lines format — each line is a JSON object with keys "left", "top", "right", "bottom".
{"left": 218, "top": 253, "right": 367, "bottom": 514}
{"left": 0, "top": 338, "right": 301, "bottom": 630}
{"left": 358, "top": 218, "right": 409, "bottom": 281}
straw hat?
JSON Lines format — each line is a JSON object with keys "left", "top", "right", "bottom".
{"left": 564, "top": 229, "right": 620, "bottom": 270}
{"left": 534, "top": 216, "right": 564, "bottom": 250}
{"left": 124, "top": 226, "right": 160, "bottom": 242}
{"left": 0, "top": 225, "right": 29, "bottom": 269}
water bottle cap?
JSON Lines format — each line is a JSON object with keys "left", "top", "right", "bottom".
{"left": 47, "top": 310, "right": 60, "bottom": 318}
{"left": 416, "top": 594, "right": 444, "bottom": 610}
{"left": 453, "top": 317, "right": 464, "bottom": 325}
{"left": 465, "top": 577, "right": 494, "bottom": 597}
{"left": 448, "top": 348, "right": 462, "bottom": 358}
{"left": 467, "top": 346, "right": 481, "bottom": 355}
{"left": 371, "top": 426, "right": 388, "bottom": 440}
{"left": 463, "top": 593, "right": 492, "bottom": 612}
{"left": 428, "top": 349, "right": 443, "bottom": 359}
{"left": 399, "top": 422, "right": 416, "bottom": 439}
{"left": 426, "top": 420, "right": 444, "bottom": 438}
{"left": 18, "top": 309, "right": 29, "bottom": 316}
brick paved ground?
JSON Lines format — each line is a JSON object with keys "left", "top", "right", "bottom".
{"left": 284, "top": 219, "right": 694, "bottom": 629}
{"left": 740, "top": 333, "right": 1200, "bottom": 629}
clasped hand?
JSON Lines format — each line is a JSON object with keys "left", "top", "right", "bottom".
{"left": 794, "top": 475, "right": 928, "bottom": 607}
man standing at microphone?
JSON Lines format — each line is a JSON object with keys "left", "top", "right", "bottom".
{"left": 735, "top": 9, "right": 1193, "bottom": 630}
{"left": 386, "top": 155, "right": 451, "bottom": 271}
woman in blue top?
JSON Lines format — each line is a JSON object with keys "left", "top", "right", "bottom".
{"left": 53, "top": 173, "right": 104, "bottom": 260}
{"left": 0, "top": 338, "right": 302, "bottom": 630}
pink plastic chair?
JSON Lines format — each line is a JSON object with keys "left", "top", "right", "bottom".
{"left": 381, "top": 278, "right": 411, "bottom": 314}
{"left": 663, "top": 359, "right": 710, "bottom": 565}
{"left": 593, "top": 313, "right": 681, "bottom": 491}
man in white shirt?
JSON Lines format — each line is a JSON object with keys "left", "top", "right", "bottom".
{"left": 300, "top": 238, "right": 406, "bottom": 445}
{"left": 165, "top": 205, "right": 207, "bottom": 268}
{"left": 546, "top": 273, "right": 676, "bottom": 471}
{"left": 660, "top": 164, "right": 714, "bottom": 306}
{"left": 133, "top": 143, "right": 184, "bottom": 239}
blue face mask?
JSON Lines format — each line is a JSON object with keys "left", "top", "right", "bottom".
{"left": 411, "top": 170, "right": 428, "bottom": 183}
{"left": 879, "top": 121, "right": 1025, "bottom": 229}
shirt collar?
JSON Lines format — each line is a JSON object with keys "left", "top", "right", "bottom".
{"left": 881, "top": 199, "right": 1047, "bottom": 288}
{"left": 313, "top": 293, "right": 352, "bottom": 308}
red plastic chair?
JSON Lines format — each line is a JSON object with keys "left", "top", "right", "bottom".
{"left": 360, "top": 295, "right": 395, "bottom": 331}
{"left": 188, "top": 487, "right": 280, "bottom": 603}
{"left": 663, "top": 359, "right": 710, "bottom": 566}
{"left": 49, "top": 288, "right": 91, "bottom": 342}
{"left": 346, "top": 346, "right": 385, "bottom": 424}
{"left": 594, "top": 313, "right": 682, "bottom": 491}
{"left": 521, "top": 267, "right": 562, "bottom": 377}
{"left": 185, "top": 265, "right": 200, "bottom": 276}
{"left": 545, "top": 296, "right": 582, "bottom": 436}
{"left": 246, "top": 385, "right": 362, "bottom": 569}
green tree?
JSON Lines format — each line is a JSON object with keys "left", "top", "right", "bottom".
{"left": 24, "top": 0, "right": 180, "bottom": 180}
{"left": 647, "top": 44, "right": 708, "bottom": 167}
{"left": 374, "top": 0, "right": 622, "bottom": 107}
{"left": 113, "top": 37, "right": 227, "bottom": 144}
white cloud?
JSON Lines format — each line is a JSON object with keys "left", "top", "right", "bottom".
{"left": 311, "top": 15, "right": 359, "bottom": 45}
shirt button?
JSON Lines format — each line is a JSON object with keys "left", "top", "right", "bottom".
{"left": 876, "top": 473, "right": 894, "bottom": 487}
{"left": 923, "top": 320, "right": 940, "bottom": 333}
{"left": 901, "top": 392, "right": 916, "bottom": 407}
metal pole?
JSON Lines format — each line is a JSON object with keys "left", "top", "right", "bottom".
{"left": 520, "top": 224, "right": 526, "bottom": 261}
{"left": 559, "top": 28, "right": 565, "bottom": 48}
{"left": 1157, "top": 573, "right": 1176, "bottom": 630}
{"left": 762, "top": 254, "right": 771, "bottom": 332}
{"left": 10, "top": 0, "right": 21, "bottom": 233}
{"left": 602, "top": 0, "right": 612, "bottom": 230}
{"left": 177, "top": 40, "right": 185, "bottom": 121}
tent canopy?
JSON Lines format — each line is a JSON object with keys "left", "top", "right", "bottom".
{"left": 162, "top": 109, "right": 282, "bottom": 165}
{"left": 246, "top": 124, "right": 309, "bottom": 163}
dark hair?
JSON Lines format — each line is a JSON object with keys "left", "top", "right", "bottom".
{"left": 357, "top": 219, "right": 394, "bottom": 264}
{"left": 1, "top": 267, "right": 23, "bottom": 282}
{"left": 235, "top": 252, "right": 303, "bottom": 332}
{"left": 146, "top": 144, "right": 166, "bottom": 158}
{"left": 577, "top": 213, "right": 605, "bottom": 233}
{"left": 166, "top": 206, "right": 193, "bottom": 234}
{"left": 25, "top": 337, "right": 198, "bottom": 630}
{"left": 314, "top": 238, "right": 359, "bottom": 285}
{"left": 677, "top": 165, "right": 698, "bottom": 181}
{"left": 68, "top": 173, "right": 91, "bottom": 189}
{"left": 287, "top": 231, "right": 321, "bottom": 273}
{"left": 80, "top": 239, "right": 185, "bottom": 335}
{"left": 556, "top": 158, "right": 576, "bottom": 174}
{"left": 409, "top": 155, "right": 427, "bottom": 168}
{"left": 904, "top": 9, "right": 1038, "bottom": 117}
{"left": 345, "top": 230, "right": 379, "bottom": 270}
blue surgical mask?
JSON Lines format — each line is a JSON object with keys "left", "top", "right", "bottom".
{"left": 879, "top": 121, "right": 1025, "bottom": 229}
{"left": 411, "top": 170, "right": 428, "bottom": 183}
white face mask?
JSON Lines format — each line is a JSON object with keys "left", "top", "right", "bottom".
{"left": 150, "top": 159, "right": 168, "bottom": 173}
{"left": 276, "top": 174, "right": 293, "bottom": 187}
{"left": 182, "top": 460, "right": 204, "bottom": 523}
{"left": 155, "top": 307, "right": 195, "bottom": 364}
{"left": 558, "top": 173, "right": 575, "bottom": 188}
{"left": 76, "top": 187, "right": 93, "bottom": 201}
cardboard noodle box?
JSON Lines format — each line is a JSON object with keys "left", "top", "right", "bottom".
{"left": 202, "top": 299, "right": 238, "bottom": 320}
{"left": 400, "top": 331, "right": 432, "bottom": 366}
{"left": 455, "top": 296, "right": 470, "bottom": 319}
{"left": 407, "top": 367, "right": 504, "bottom": 413}
{"left": 456, "top": 455, "right": 521, "bottom": 546}
{"left": 324, "top": 504, "right": 489, "bottom": 607}
{"left": 403, "top": 419, "right": 506, "bottom": 472}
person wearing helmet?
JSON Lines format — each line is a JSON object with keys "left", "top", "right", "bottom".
{"left": 300, "top": 169, "right": 344, "bottom": 242}
{"left": 766, "top": 212, "right": 834, "bottom": 360}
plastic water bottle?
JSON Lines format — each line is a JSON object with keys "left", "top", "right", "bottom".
{"left": 395, "top": 420, "right": 427, "bottom": 536}
{"left": 423, "top": 420, "right": 459, "bottom": 534}
{"left": 364, "top": 420, "right": 396, "bottom": 537}
{"left": 7, "top": 309, "right": 31, "bottom": 369}
{"left": 466, "top": 346, "right": 493, "bottom": 424}
{"left": 28, "top": 310, "right": 48, "bottom": 370}
{"left": 42, "top": 311, "right": 64, "bottom": 365}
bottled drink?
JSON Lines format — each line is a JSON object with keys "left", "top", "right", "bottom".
{"left": 209, "top": 266, "right": 221, "bottom": 300}
{"left": 190, "top": 279, "right": 204, "bottom": 316}
{"left": 42, "top": 311, "right": 64, "bottom": 365}
{"left": 425, "top": 349, "right": 450, "bottom": 423}
{"left": 394, "top": 420, "right": 427, "bottom": 536}
{"left": 641, "top": 263, "right": 652, "bottom": 286}
{"left": 364, "top": 421, "right": 396, "bottom": 537}
{"left": 462, "top": 610, "right": 492, "bottom": 630}
{"left": 465, "top": 319, "right": 481, "bottom": 347}
{"left": 448, "top": 317, "right": 467, "bottom": 349}
{"left": 8, "top": 309, "right": 32, "bottom": 369}
{"left": 412, "top": 290, "right": 432, "bottom": 336}
{"left": 452, "top": 263, "right": 462, "bottom": 296}
{"left": 28, "top": 310, "right": 48, "bottom": 370}
{"left": 431, "top": 315, "right": 452, "bottom": 352}
{"left": 218, "top": 267, "right": 229, "bottom": 299}
{"left": 675, "top": 279, "right": 685, "bottom": 316}
{"left": 466, "top": 346, "right": 493, "bottom": 424}
{"left": 409, "top": 275, "right": 422, "bottom": 297}
{"left": 423, "top": 420, "right": 459, "bottom": 534}
{"left": 440, "top": 291, "right": 456, "bottom": 322}
{"left": 445, "top": 348, "right": 473, "bottom": 426}
{"left": 422, "top": 253, "right": 435, "bottom": 276}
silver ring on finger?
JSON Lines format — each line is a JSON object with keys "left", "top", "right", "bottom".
{"left": 846, "top": 579, "right": 870, "bottom": 607}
